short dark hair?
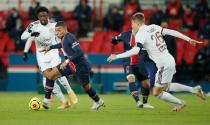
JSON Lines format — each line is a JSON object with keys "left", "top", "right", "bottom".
{"left": 131, "top": 12, "right": 145, "bottom": 23}
{"left": 35, "top": 6, "right": 49, "bottom": 16}
{"left": 55, "top": 21, "right": 67, "bottom": 28}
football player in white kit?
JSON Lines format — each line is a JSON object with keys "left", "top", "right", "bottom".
{"left": 107, "top": 12, "right": 206, "bottom": 112}
{"left": 21, "top": 7, "right": 78, "bottom": 109}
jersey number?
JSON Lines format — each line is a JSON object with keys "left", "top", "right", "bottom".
{"left": 151, "top": 31, "right": 167, "bottom": 52}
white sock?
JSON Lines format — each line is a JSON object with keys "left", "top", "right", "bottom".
{"left": 168, "top": 83, "right": 196, "bottom": 93}
{"left": 53, "top": 83, "right": 67, "bottom": 103}
{"left": 58, "top": 77, "right": 73, "bottom": 93}
{"left": 157, "top": 91, "right": 182, "bottom": 105}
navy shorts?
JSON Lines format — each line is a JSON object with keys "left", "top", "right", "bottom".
{"left": 124, "top": 64, "right": 148, "bottom": 81}
{"left": 56, "top": 63, "right": 74, "bottom": 77}
{"left": 76, "top": 71, "right": 90, "bottom": 85}
{"left": 123, "top": 50, "right": 149, "bottom": 81}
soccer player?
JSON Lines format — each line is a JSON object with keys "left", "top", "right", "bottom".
{"left": 21, "top": 7, "right": 78, "bottom": 109}
{"left": 23, "top": 37, "right": 78, "bottom": 108}
{"left": 107, "top": 12, "right": 206, "bottom": 112}
{"left": 112, "top": 31, "right": 154, "bottom": 109}
{"left": 40, "top": 21, "right": 105, "bottom": 111}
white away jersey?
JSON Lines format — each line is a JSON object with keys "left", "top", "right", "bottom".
{"left": 22, "top": 20, "right": 60, "bottom": 62}
{"left": 135, "top": 24, "right": 170, "bottom": 64}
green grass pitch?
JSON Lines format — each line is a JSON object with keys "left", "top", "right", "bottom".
{"left": 0, "top": 92, "right": 209, "bottom": 125}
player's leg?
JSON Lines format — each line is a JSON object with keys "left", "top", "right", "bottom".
{"left": 124, "top": 65, "right": 143, "bottom": 108}
{"left": 43, "top": 68, "right": 62, "bottom": 81}
{"left": 53, "top": 81, "right": 70, "bottom": 109}
{"left": 57, "top": 76, "right": 78, "bottom": 104}
{"left": 167, "top": 83, "right": 206, "bottom": 100}
{"left": 43, "top": 78, "right": 55, "bottom": 109}
{"left": 42, "top": 61, "right": 75, "bottom": 80}
{"left": 37, "top": 62, "right": 58, "bottom": 109}
{"left": 133, "top": 63, "right": 153, "bottom": 108}
{"left": 77, "top": 71, "right": 104, "bottom": 111}
{"left": 153, "top": 65, "right": 186, "bottom": 112}
{"left": 50, "top": 56, "right": 78, "bottom": 104}
{"left": 127, "top": 74, "right": 143, "bottom": 108}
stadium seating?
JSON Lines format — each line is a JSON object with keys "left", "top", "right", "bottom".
{"left": 100, "top": 31, "right": 120, "bottom": 54}
{"left": 61, "top": 10, "right": 73, "bottom": 20}
{"left": 89, "top": 31, "right": 106, "bottom": 54}
{"left": 167, "top": 19, "right": 183, "bottom": 30}
{"left": 19, "top": 10, "right": 29, "bottom": 20}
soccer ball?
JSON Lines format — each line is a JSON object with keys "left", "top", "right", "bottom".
{"left": 29, "top": 97, "right": 41, "bottom": 110}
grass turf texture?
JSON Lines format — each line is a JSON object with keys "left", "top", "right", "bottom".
{"left": 0, "top": 92, "right": 209, "bottom": 125}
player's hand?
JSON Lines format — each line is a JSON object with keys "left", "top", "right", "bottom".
{"left": 111, "top": 38, "right": 118, "bottom": 45}
{"left": 31, "top": 32, "right": 40, "bottom": 37}
{"left": 22, "top": 52, "right": 28, "bottom": 62}
{"left": 107, "top": 54, "right": 117, "bottom": 63}
{"left": 39, "top": 47, "right": 51, "bottom": 54}
{"left": 189, "top": 39, "right": 203, "bottom": 46}
{"left": 60, "top": 62, "right": 68, "bottom": 70}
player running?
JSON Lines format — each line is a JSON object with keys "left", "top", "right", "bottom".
{"left": 112, "top": 31, "right": 154, "bottom": 109}
{"left": 23, "top": 37, "right": 78, "bottom": 109}
{"left": 40, "top": 21, "right": 105, "bottom": 111}
{"left": 21, "top": 7, "right": 78, "bottom": 109}
{"left": 107, "top": 12, "right": 206, "bottom": 112}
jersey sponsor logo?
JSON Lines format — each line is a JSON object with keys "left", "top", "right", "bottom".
{"left": 37, "top": 38, "right": 51, "bottom": 47}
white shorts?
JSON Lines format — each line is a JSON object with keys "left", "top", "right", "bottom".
{"left": 37, "top": 55, "right": 61, "bottom": 72}
{"left": 154, "top": 55, "right": 176, "bottom": 87}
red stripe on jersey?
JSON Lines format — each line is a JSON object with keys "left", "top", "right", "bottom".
{"left": 69, "top": 61, "right": 76, "bottom": 72}
{"left": 130, "top": 35, "right": 139, "bottom": 65}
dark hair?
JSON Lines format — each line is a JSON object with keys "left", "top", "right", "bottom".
{"left": 35, "top": 6, "right": 49, "bottom": 16}
{"left": 131, "top": 12, "right": 145, "bottom": 22}
{"left": 55, "top": 21, "right": 67, "bottom": 28}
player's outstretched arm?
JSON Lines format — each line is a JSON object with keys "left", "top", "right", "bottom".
{"left": 107, "top": 46, "right": 140, "bottom": 62}
{"left": 40, "top": 43, "right": 62, "bottom": 54}
{"left": 24, "top": 37, "right": 34, "bottom": 53}
{"left": 22, "top": 37, "right": 34, "bottom": 61}
{"left": 162, "top": 28, "right": 203, "bottom": 45}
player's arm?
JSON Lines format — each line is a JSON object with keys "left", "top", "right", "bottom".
{"left": 50, "top": 43, "right": 62, "bottom": 49}
{"left": 24, "top": 37, "right": 34, "bottom": 53}
{"left": 161, "top": 28, "right": 202, "bottom": 45}
{"left": 39, "top": 43, "right": 62, "bottom": 54}
{"left": 107, "top": 43, "right": 143, "bottom": 62}
{"left": 21, "top": 23, "right": 40, "bottom": 40}
{"left": 65, "top": 35, "right": 83, "bottom": 60}
{"left": 22, "top": 37, "right": 34, "bottom": 61}
{"left": 112, "top": 32, "right": 126, "bottom": 45}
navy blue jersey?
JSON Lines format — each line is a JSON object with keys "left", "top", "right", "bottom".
{"left": 112, "top": 30, "right": 132, "bottom": 51}
{"left": 51, "top": 32, "right": 91, "bottom": 73}
{"left": 112, "top": 30, "right": 132, "bottom": 65}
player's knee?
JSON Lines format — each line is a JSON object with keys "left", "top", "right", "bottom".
{"left": 141, "top": 79, "right": 150, "bottom": 88}
{"left": 46, "top": 74, "right": 56, "bottom": 80}
{"left": 153, "top": 87, "right": 163, "bottom": 96}
{"left": 127, "top": 75, "right": 135, "bottom": 83}
{"left": 82, "top": 84, "right": 91, "bottom": 91}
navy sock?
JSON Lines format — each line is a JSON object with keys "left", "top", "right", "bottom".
{"left": 45, "top": 79, "right": 54, "bottom": 99}
{"left": 85, "top": 87, "right": 100, "bottom": 102}
{"left": 141, "top": 87, "right": 150, "bottom": 104}
{"left": 129, "top": 82, "right": 140, "bottom": 103}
